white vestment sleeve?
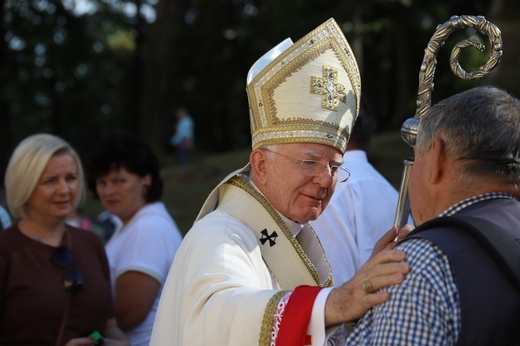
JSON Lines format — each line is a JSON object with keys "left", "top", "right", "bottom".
{"left": 307, "top": 287, "right": 334, "bottom": 345}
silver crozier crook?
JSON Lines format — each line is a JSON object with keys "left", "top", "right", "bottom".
{"left": 393, "top": 15, "right": 503, "bottom": 228}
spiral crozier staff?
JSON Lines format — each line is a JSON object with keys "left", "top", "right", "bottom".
{"left": 394, "top": 15, "right": 503, "bottom": 229}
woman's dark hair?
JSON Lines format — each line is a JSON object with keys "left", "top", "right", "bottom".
{"left": 85, "top": 132, "right": 163, "bottom": 202}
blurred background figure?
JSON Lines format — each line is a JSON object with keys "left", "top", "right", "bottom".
{"left": 0, "top": 204, "right": 11, "bottom": 230}
{"left": 0, "top": 133, "right": 127, "bottom": 345}
{"left": 66, "top": 207, "right": 93, "bottom": 231}
{"left": 169, "top": 107, "right": 194, "bottom": 166}
{"left": 86, "top": 132, "right": 183, "bottom": 346}
{"left": 310, "top": 96, "right": 400, "bottom": 283}
{"left": 90, "top": 210, "right": 118, "bottom": 245}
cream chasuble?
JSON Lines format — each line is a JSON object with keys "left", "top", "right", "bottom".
{"left": 150, "top": 166, "right": 333, "bottom": 346}
{"left": 218, "top": 174, "right": 333, "bottom": 290}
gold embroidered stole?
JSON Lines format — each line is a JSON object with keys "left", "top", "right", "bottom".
{"left": 217, "top": 175, "right": 333, "bottom": 290}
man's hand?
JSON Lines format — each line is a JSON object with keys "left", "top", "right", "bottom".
{"left": 324, "top": 249, "right": 409, "bottom": 327}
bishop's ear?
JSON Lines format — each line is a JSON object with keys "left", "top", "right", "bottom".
{"left": 249, "top": 149, "right": 269, "bottom": 185}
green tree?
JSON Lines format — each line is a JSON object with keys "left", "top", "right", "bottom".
{"left": 1, "top": 0, "right": 514, "bottom": 185}
{"left": 1, "top": 0, "right": 142, "bottom": 170}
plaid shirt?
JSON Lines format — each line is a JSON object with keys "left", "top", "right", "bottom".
{"left": 345, "top": 192, "right": 518, "bottom": 345}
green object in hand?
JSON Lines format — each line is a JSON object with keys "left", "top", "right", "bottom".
{"left": 88, "top": 330, "right": 105, "bottom": 346}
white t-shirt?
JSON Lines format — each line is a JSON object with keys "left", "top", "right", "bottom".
{"left": 310, "top": 150, "right": 400, "bottom": 284}
{"left": 105, "top": 202, "right": 183, "bottom": 346}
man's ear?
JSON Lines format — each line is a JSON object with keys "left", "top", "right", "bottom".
{"left": 430, "top": 137, "right": 446, "bottom": 184}
{"left": 250, "top": 149, "right": 268, "bottom": 185}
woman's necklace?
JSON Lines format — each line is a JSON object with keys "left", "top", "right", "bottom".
{"left": 19, "top": 221, "right": 65, "bottom": 246}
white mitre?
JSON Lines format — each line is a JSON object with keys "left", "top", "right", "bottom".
{"left": 246, "top": 18, "right": 361, "bottom": 154}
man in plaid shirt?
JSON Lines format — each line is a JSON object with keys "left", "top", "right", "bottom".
{"left": 347, "top": 86, "right": 520, "bottom": 345}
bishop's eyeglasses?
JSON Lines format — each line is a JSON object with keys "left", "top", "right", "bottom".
{"left": 262, "top": 148, "right": 351, "bottom": 183}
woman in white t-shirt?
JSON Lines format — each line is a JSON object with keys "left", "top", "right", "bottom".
{"left": 86, "top": 132, "right": 183, "bottom": 346}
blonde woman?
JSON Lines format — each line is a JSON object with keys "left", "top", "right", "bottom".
{"left": 0, "top": 133, "right": 128, "bottom": 346}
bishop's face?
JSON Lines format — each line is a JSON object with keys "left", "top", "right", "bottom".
{"left": 259, "top": 143, "right": 343, "bottom": 224}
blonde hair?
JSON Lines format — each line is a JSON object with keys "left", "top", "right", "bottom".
{"left": 4, "top": 133, "right": 86, "bottom": 219}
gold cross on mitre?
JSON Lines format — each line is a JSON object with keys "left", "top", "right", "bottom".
{"left": 310, "top": 65, "right": 347, "bottom": 111}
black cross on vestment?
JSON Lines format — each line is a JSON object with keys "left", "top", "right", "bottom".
{"left": 260, "top": 229, "right": 278, "bottom": 247}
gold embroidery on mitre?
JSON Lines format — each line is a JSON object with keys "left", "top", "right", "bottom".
{"left": 310, "top": 65, "right": 347, "bottom": 111}
{"left": 247, "top": 18, "right": 361, "bottom": 153}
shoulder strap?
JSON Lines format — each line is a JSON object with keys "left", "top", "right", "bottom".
{"left": 412, "top": 216, "right": 520, "bottom": 346}
{"left": 414, "top": 216, "right": 520, "bottom": 290}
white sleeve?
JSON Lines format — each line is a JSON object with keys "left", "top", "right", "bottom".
{"left": 307, "top": 287, "right": 336, "bottom": 345}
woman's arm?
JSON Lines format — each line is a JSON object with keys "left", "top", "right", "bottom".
{"left": 114, "top": 271, "right": 160, "bottom": 328}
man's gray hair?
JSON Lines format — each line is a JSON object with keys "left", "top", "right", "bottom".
{"left": 416, "top": 85, "right": 520, "bottom": 187}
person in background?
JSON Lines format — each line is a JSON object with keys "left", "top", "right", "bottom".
{"left": 0, "top": 133, "right": 128, "bottom": 345}
{"left": 151, "top": 18, "right": 411, "bottom": 345}
{"left": 90, "top": 210, "right": 118, "bottom": 245}
{"left": 66, "top": 207, "right": 93, "bottom": 231}
{"left": 310, "top": 96, "right": 401, "bottom": 283}
{"left": 169, "top": 107, "right": 194, "bottom": 165}
{"left": 0, "top": 204, "right": 11, "bottom": 230}
{"left": 346, "top": 85, "right": 520, "bottom": 345}
{"left": 85, "top": 132, "right": 183, "bottom": 346}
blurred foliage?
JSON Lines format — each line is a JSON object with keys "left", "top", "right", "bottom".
{"left": 2, "top": 0, "right": 518, "bottom": 189}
